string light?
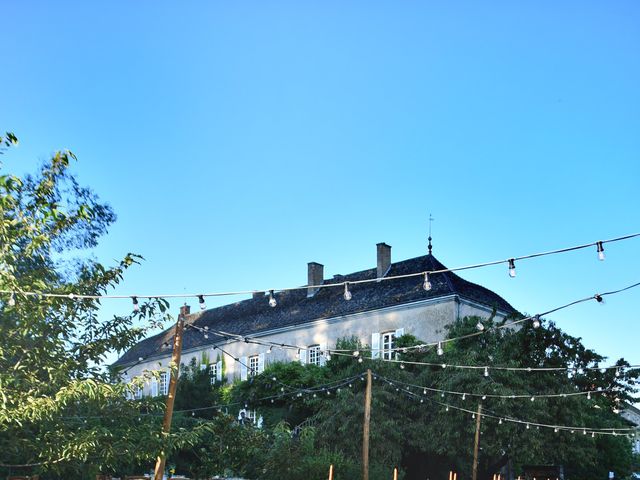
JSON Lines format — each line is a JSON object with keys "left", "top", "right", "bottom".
{"left": 597, "top": 241, "right": 605, "bottom": 261}
{"left": 268, "top": 290, "right": 277, "bottom": 308}
{"left": 476, "top": 320, "right": 485, "bottom": 331}
{"left": 132, "top": 296, "right": 139, "bottom": 311}
{"left": 508, "top": 259, "right": 516, "bottom": 278}
{"left": 484, "top": 367, "right": 489, "bottom": 377}
{"left": 423, "top": 272, "right": 432, "bottom": 291}
{"left": 3, "top": 233, "right": 637, "bottom": 303}
{"left": 267, "top": 346, "right": 273, "bottom": 354}
{"left": 437, "top": 342, "right": 444, "bottom": 356}
{"left": 7, "top": 293, "right": 15, "bottom": 307}
{"left": 532, "top": 315, "right": 540, "bottom": 329}
{"left": 343, "top": 282, "right": 352, "bottom": 301}
{"left": 198, "top": 295, "right": 206, "bottom": 310}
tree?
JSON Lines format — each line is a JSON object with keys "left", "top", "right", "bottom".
{"left": 0, "top": 133, "right": 203, "bottom": 477}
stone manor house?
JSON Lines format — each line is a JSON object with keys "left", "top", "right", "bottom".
{"left": 114, "top": 242, "right": 517, "bottom": 396}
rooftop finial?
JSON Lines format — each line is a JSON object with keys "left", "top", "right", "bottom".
{"left": 428, "top": 213, "right": 434, "bottom": 254}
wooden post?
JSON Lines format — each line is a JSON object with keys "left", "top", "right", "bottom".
{"left": 392, "top": 466, "right": 398, "bottom": 480}
{"left": 362, "top": 369, "right": 373, "bottom": 480}
{"left": 328, "top": 464, "right": 334, "bottom": 480}
{"left": 472, "top": 403, "right": 482, "bottom": 480}
{"left": 153, "top": 313, "right": 186, "bottom": 480}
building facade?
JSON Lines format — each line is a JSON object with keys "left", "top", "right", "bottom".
{"left": 114, "top": 242, "right": 517, "bottom": 393}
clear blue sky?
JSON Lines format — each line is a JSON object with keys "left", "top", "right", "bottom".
{"left": 2, "top": 1, "right": 639, "bottom": 367}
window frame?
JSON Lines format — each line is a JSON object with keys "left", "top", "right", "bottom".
{"left": 248, "top": 355, "right": 260, "bottom": 377}
{"left": 307, "top": 344, "right": 321, "bottom": 366}
{"left": 159, "top": 371, "right": 169, "bottom": 396}
{"left": 381, "top": 331, "right": 396, "bottom": 360}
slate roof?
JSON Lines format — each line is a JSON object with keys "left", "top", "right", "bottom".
{"left": 113, "top": 253, "right": 517, "bottom": 367}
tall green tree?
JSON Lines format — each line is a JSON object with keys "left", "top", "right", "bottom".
{"left": 0, "top": 133, "right": 203, "bottom": 477}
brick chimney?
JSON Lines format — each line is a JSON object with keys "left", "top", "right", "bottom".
{"left": 179, "top": 303, "right": 191, "bottom": 317}
{"left": 307, "top": 262, "right": 324, "bottom": 297}
{"left": 377, "top": 243, "right": 391, "bottom": 279}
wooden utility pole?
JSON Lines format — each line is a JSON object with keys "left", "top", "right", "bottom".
{"left": 153, "top": 308, "right": 186, "bottom": 480}
{"left": 328, "top": 464, "right": 334, "bottom": 480}
{"left": 472, "top": 403, "right": 483, "bottom": 480}
{"left": 362, "top": 369, "right": 373, "bottom": 480}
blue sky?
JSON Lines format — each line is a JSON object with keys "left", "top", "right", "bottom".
{"left": 2, "top": 1, "right": 639, "bottom": 366}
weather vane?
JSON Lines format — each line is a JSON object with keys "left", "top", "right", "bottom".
{"left": 428, "top": 213, "right": 434, "bottom": 254}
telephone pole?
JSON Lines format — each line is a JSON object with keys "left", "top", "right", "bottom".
{"left": 153, "top": 306, "right": 187, "bottom": 480}
{"left": 472, "top": 403, "right": 483, "bottom": 480}
{"left": 362, "top": 369, "right": 373, "bottom": 480}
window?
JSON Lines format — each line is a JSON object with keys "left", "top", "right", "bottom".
{"left": 307, "top": 345, "right": 321, "bottom": 366}
{"left": 159, "top": 372, "right": 169, "bottom": 396}
{"left": 381, "top": 331, "right": 396, "bottom": 360}
{"left": 248, "top": 355, "right": 260, "bottom": 377}
{"left": 210, "top": 363, "right": 218, "bottom": 385}
{"left": 135, "top": 385, "right": 143, "bottom": 400}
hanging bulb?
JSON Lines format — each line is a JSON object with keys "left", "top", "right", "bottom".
{"left": 446, "top": 406, "right": 449, "bottom": 412}
{"left": 587, "top": 391, "right": 591, "bottom": 400}
{"left": 204, "top": 333, "right": 209, "bottom": 339}
{"left": 268, "top": 290, "right": 277, "bottom": 307}
{"left": 198, "top": 295, "right": 206, "bottom": 310}
{"left": 400, "top": 363, "right": 405, "bottom": 369}
{"left": 131, "top": 296, "right": 139, "bottom": 312}
{"left": 508, "top": 258, "right": 516, "bottom": 278}
{"left": 615, "top": 367, "right": 621, "bottom": 377}
{"left": 423, "top": 272, "right": 432, "bottom": 291}
{"left": 353, "top": 350, "right": 360, "bottom": 357}
{"left": 437, "top": 342, "right": 444, "bottom": 356}
{"left": 472, "top": 413, "right": 475, "bottom": 419}
{"left": 326, "top": 352, "right": 332, "bottom": 361}
{"left": 343, "top": 282, "right": 352, "bottom": 301}
{"left": 532, "top": 315, "right": 541, "bottom": 329}
{"left": 591, "top": 432, "right": 595, "bottom": 438}
{"left": 462, "top": 393, "right": 466, "bottom": 400}
{"left": 423, "top": 388, "right": 427, "bottom": 395}
{"left": 476, "top": 321, "right": 485, "bottom": 331}
{"left": 583, "top": 429, "right": 587, "bottom": 435}
{"left": 267, "top": 346, "right": 273, "bottom": 354}
{"left": 482, "top": 395, "right": 487, "bottom": 400}
{"left": 596, "top": 241, "right": 605, "bottom": 261}
{"left": 484, "top": 367, "right": 489, "bottom": 377}
{"left": 530, "top": 396, "right": 535, "bottom": 402}
{"left": 499, "top": 418, "right": 503, "bottom": 425}
{"left": 594, "top": 294, "right": 604, "bottom": 304}
{"left": 358, "top": 357, "right": 363, "bottom": 363}
{"left": 554, "top": 428, "right": 559, "bottom": 433}
{"left": 7, "top": 293, "right": 15, "bottom": 307}
{"left": 441, "top": 392, "right": 445, "bottom": 398}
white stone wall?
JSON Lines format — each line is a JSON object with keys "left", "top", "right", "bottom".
{"left": 122, "top": 295, "right": 507, "bottom": 394}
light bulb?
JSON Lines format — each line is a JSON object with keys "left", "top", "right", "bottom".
{"left": 343, "top": 282, "right": 352, "bottom": 301}
{"left": 591, "top": 432, "right": 595, "bottom": 438}
{"left": 530, "top": 396, "right": 535, "bottom": 402}
{"left": 484, "top": 367, "right": 489, "bottom": 377}
{"left": 204, "top": 334, "right": 209, "bottom": 339}
{"left": 595, "top": 294, "right": 604, "bottom": 304}
{"left": 554, "top": 428, "right": 559, "bottom": 433}
{"left": 499, "top": 418, "right": 503, "bottom": 425}
{"left": 476, "top": 321, "right": 485, "bottom": 331}
{"left": 268, "top": 290, "right": 277, "bottom": 307}
{"left": 587, "top": 391, "right": 591, "bottom": 400}
{"left": 441, "top": 392, "right": 445, "bottom": 398}
{"left": 462, "top": 393, "right": 466, "bottom": 400}
{"left": 326, "top": 353, "right": 332, "bottom": 361}
{"left": 198, "top": 295, "right": 206, "bottom": 310}
{"left": 7, "top": 293, "right": 15, "bottom": 307}
{"left": 400, "top": 363, "right": 405, "bottom": 369}
{"left": 423, "top": 272, "right": 432, "bottom": 291}
{"left": 132, "top": 296, "right": 139, "bottom": 311}
{"left": 615, "top": 368, "right": 621, "bottom": 377}
{"left": 358, "top": 357, "right": 363, "bottom": 363}
{"left": 353, "top": 350, "right": 360, "bottom": 357}
{"left": 532, "top": 315, "right": 540, "bottom": 329}
{"left": 446, "top": 406, "right": 449, "bottom": 412}
{"left": 596, "top": 241, "right": 605, "bottom": 261}
{"left": 423, "top": 388, "right": 427, "bottom": 395}
{"left": 267, "top": 346, "right": 273, "bottom": 354}
{"left": 437, "top": 342, "right": 444, "bottom": 356}
{"left": 526, "top": 424, "right": 530, "bottom": 429}
{"left": 508, "top": 258, "right": 516, "bottom": 278}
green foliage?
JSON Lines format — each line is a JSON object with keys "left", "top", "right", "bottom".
{"left": 0, "top": 133, "right": 181, "bottom": 477}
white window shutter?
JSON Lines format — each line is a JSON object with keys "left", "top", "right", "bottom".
{"left": 371, "top": 332, "right": 381, "bottom": 359}
{"left": 319, "top": 342, "right": 328, "bottom": 366}
{"left": 300, "top": 348, "right": 307, "bottom": 364}
{"left": 258, "top": 353, "right": 265, "bottom": 374}
{"left": 395, "top": 328, "right": 405, "bottom": 338}
{"left": 240, "top": 356, "right": 248, "bottom": 381}
{"left": 200, "top": 363, "right": 207, "bottom": 371}
{"left": 216, "top": 360, "right": 223, "bottom": 382}
{"left": 151, "top": 378, "right": 158, "bottom": 397}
